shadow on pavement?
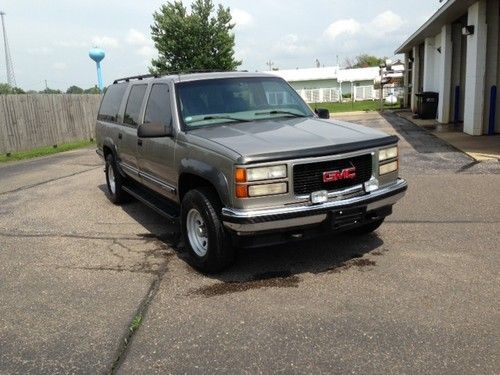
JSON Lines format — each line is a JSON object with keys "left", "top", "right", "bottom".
{"left": 381, "top": 111, "right": 465, "bottom": 155}
{"left": 98, "top": 184, "right": 385, "bottom": 290}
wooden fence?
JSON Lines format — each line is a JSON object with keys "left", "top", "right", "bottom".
{"left": 0, "top": 94, "right": 101, "bottom": 153}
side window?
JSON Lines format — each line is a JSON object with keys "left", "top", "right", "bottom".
{"left": 123, "top": 84, "right": 147, "bottom": 126}
{"left": 144, "top": 84, "right": 172, "bottom": 125}
{"left": 97, "top": 83, "right": 127, "bottom": 122}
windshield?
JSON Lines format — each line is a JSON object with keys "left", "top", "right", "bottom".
{"left": 176, "top": 77, "right": 314, "bottom": 128}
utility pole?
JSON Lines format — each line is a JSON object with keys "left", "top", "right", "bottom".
{"left": 0, "top": 11, "right": 16, "bottom": 87}
{"left": 266, "top": 60, "right": 274, "bottom": 71}
{"left": 44, "top": 79, "right": 48, "bottom": 90}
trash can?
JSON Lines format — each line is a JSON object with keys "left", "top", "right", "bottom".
{"left": 416, "top": 92, "right": 439, "bottom": 119}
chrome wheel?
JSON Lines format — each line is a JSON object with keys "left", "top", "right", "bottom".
{"left": 186, "top": 208, "right": 208, "bottom": 257}
{"left": 107, "top": 163, "right": 116, "bottom": 194}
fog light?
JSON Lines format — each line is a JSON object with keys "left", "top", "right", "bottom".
{"left": 379, "top": 161, "right": 398, "bottom": 175}
{"left": 364, "top": 177, "right": 379, "bottom": 192}
{"left": 311, "top": 190, "right": 328, "bottom": 204}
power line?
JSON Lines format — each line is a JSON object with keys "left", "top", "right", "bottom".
{"left": 0, "top": 11, "right": 16, "bottom": 87}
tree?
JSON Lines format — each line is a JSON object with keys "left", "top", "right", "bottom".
{"left": 83, "top": 86, "right": 100, "bottom": 94}
{"left": 66, "top": 85, "right": 84, "bottom": 94}
{"left": 352, "top": 54, "right": 385, "bottom": 68}
{"left": 40, "top": 87, "right": 62, "bottom": 94}
{"left": 0, "top": 83, "right": 25, "bottom": 94}
{"left": 150, "top": 0, "right": 241, "bottom": 74}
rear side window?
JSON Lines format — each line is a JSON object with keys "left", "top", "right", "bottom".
{"left": 124, "top": 84, "right": 147, "bottom": 126}
{"left": 97, "top": 83, "right": 127, "bottom": 122}
{"left": 144, "top": 84, "right": 172, "bottom": 126}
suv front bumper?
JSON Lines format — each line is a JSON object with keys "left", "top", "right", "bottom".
{"left": 222, "top": 178, "right": 407, "bottom": 234}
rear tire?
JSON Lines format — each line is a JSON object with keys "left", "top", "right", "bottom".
{"left": 105, "top": 153, "right": 127, "bottom": 204}
{"left": 347, "top": 218, "right": 384, "bottom": 235}
{"left": 181, "top": 188, "right": 235, "bottom": 273}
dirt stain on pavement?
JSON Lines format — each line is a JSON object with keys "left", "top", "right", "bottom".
{"left": 191, "top": 270, "right": 300, "bottom": 297}
{"left": 328, "top": 258, "right": 376, "bottom": 273}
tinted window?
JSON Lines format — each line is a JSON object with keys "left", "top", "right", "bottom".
{"left": 123, "top": 84, "right": 147, "bottom": 126}
{"left": 144, "top": 84, "right": 171, "bottom": 126}
{"left": 176, "top": 77, "right": 313, "bottom": 128}
{"left": 97, "top": 83, "right": 127, "bottom": 122}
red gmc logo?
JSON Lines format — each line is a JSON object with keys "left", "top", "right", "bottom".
{"left": 323, "top": 167, "right": 356, "bottom": 182}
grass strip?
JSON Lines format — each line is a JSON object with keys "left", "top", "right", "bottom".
{"left": 0, "top": 139, "right": 95, "bottom": 163}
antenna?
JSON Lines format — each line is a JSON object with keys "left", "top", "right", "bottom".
{"left": 0, "top": 11, "right": 16, "bottom": 87}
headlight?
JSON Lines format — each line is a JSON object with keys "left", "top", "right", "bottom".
{"left": 235, "top": 165, "right": 288, "bottom": 198}
{"left": 379, "top": 146, "right": 398, "bottom": 161}
{"left": 379, "top": 161, "right": 398, "bottom": 175}
{"left": 241, "top": 165, "right": 287, "bottom": 182}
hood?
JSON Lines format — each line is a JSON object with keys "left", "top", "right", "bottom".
{"left": 188, "top": 117, "right": 398, "bottom": 164}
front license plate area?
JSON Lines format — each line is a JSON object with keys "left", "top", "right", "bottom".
{"left": 330, "top": 207, "right": 366, "bottom": 229}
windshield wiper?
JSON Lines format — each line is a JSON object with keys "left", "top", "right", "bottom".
{"left": 186, "top": 115, "right": 251, "bottom": 124}
{"left": 254, "top": 110, "right": 307, "bottom": 118}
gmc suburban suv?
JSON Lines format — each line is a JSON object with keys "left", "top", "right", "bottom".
{"left": 95, "top": 72, "right": 407, "bottom": 272}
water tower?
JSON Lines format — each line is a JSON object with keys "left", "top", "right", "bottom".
{"left": 89, "top": 47, "right": 105, "bottom": 92}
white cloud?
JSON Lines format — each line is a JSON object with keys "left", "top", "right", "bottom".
{"left": 324, "top": 19, "right": 361, "bottom": 41}
{"left": 369, "top": 10, "right": 405, "bottom": 35}
{"left": 276, "top": 34, "right": 311, "bottom": 56}
{"left": 53, "top": 62, "right": 67, "bottom": 70}
{"left": 91, "top": 36, "right": 119, "bottom": 48}
{"left": 26, "top": 47, "right": 52, "bottom": 55}
{"left": 324, "top": 11, "right": 406, "bottom": 43}
{"left": 137, "top": 45, "right": 156, "bottom": 58}
{"left": 231, "top": 8, "right": 253, "bottom": 28}
{"left": 126, "top": 29, "right": 150, "bottom": 45}
{"left": 54, "top": 40, "right": 88, "bottom": 48}
{"left": 124, "top": 28, "right": 156, "bottom": 61}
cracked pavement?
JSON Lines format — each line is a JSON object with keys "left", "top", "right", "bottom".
{"left": 0, "top": 112, "right": 499, "bottom": 374}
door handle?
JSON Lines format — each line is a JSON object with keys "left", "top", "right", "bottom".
{"left": 118, "top": 133, "right": 122, "bottom": 139}
{"left": 137, "top": 139, "right": 143, "bottom": 146}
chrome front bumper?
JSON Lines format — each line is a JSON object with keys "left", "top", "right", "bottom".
{"left": 222, "top": 178, "right": 407, "bottom": 234}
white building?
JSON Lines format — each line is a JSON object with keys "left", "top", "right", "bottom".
{"left": 265, "top": 66, "right": 388, "bottom": 103}
{"left": 396, "top": 0, "right": 499, "bottom": 135}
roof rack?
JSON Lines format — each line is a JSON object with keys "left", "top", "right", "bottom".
{"left": 113, "top": 74, "right": 158, "bottom": 84}
{"left": 112, "top": 70, "right": 251, "bottom": 84}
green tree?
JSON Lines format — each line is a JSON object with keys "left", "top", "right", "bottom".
{"left": 40, "top": 87, "right": 62, "bottom": 94}
{"left": 352, "top": 54, "right": 385, "bottom": 68}
{"left": 83, "top": 86, "right": 101, "bottom": 94}
{"left": 0, "top": 83, "right": 25, "bottom": 94}
{"left": 150, "top": 0, "right": 241, "bottom": 74}
{"left": 66, "top": 85, "right": 84, "bottom": 94}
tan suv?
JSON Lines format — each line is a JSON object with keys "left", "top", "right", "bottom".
{"left": 95, "top": 72, "right": 407, "bottom": 272}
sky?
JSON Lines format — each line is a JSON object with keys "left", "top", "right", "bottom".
{"left": 0, "top": 0, "right": 443, "bottom": 91}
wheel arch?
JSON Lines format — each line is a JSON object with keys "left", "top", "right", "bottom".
{"left": 178, "top": 159, "right": 231, "bottom": 207}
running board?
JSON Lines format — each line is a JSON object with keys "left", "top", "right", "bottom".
{"left": 122, "top": 182, "right": 179, "bottom": 223}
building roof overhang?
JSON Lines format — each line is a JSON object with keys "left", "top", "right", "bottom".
{"left": 395, "top": 0, "right": 476, "bottom": 54}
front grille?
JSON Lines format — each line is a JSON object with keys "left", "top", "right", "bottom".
{"left": 293, "top": 154, "right": 372, "bottom": 195}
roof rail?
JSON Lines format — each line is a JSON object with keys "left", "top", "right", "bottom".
{"left": 113, "top": 74, "right": 158, "bottom": 84}
{"left": 112, "top": 69, "right": 251, "bottom": 84}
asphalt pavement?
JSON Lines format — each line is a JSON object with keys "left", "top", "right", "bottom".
{"left": 0, "top": 112, "right": 498, "bottom": 374}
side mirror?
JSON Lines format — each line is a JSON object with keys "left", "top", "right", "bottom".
{"left": 315, "top": 108, "right": 330, "bottom": 119}
{"left": 137, "top": 122, "right": 172, "bottom": 138}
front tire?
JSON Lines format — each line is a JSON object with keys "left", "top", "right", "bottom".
{"left": 105, "top": 153, "right": 127, "bottom": 204}
{"left": 181, "top": 188, "right": 235, "bottom": 273}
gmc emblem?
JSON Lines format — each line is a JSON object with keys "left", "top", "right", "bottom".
{"left": 323, "top": 167, "right": 356, "bottom": 182}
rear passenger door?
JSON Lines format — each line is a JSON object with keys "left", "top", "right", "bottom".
{"left": 137, "top": 83, "right": 177, "bottom": 201}
{"left": 118, "top": 84, "right": 147, "bottom": 180}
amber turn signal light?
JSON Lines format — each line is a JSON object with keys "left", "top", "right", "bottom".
{"left": 235, "top": 168, "right": 246, "bottom": 183}
{"left": 235, "top": 184, "right": 248, "bottom": 198}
